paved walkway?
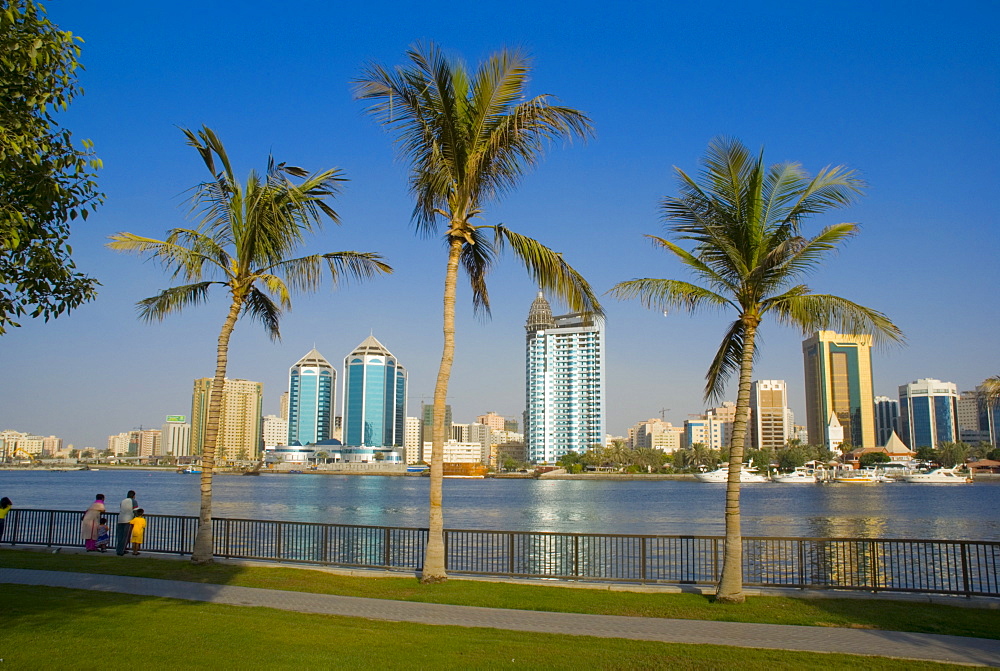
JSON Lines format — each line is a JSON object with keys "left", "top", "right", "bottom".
{"left": 3, "top": 568, "right": 999, "bottom": 667}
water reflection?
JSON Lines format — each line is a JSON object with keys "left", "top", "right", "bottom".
{"left": 1, "top": 471, "right": 998, "bottom": 540}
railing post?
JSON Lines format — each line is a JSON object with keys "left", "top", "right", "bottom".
{"left": 712, "top": 538, "right": 719, "bottom": 582}
{"left": 322, "top": 525, "right": 329, "bottom": 564}
{"left": 47, "top": 511, "right": 54, "bottom": 547}
{"left": 276, "top": 522, "right": 283, "bottom": 560}
{"left": 960, "top": 542, "right": 971, "bottom": 597}
{"left": 507, "top": 531, "right": 515, "bottom": 575}
{"left": 443, "top": 530, "right": 449, "bottom": 570}
{"left": 870, "top": 540, "right": 879, "bottom": 591}
{"left": 573, "top": 534, "right": 579, "bottom": 577}
{"left": 798, "top": 539, "right": 806, "bottom": 587}
{"left": 640, "top": 536, "right": 647, "bottom": 582}
{"left": 383, "top": 527, "right": 391, "bottom": 567}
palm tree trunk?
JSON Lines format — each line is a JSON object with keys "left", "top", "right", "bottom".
{"left": 716, "top": 321, "right": 757, "bottom": 603}
{"left": 422, "top": 237, "right": 463, "bottom": 583}
{"left": 191, "top": 297, "right": 242, "bottom": 564}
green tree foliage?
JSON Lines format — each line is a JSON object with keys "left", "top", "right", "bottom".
{"left": 611, "top": 137, "right": 903, "bottom": 603}
{"left": 858, "top": 452, "right": 890, "bottom": 467}
{"left": 0, "top": 0, "right": 102, "bottom": 333}
{"left": 936, "top": 442, "right": 969, "bottom": 468}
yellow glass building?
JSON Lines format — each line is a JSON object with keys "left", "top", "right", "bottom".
{"left": 190, "top": 377, "right": 263, "bottom": 462}
{"left": 802, "top": 331, "right": 875, "bottom": 449}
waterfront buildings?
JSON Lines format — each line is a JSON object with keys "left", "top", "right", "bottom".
{"left": 190, "top": 378, "right": 264, "bottom": 461}
{"left": 476, "top": 412, "right": 507, "bottom": 433}
{"left": 262, "top": 414, "right": 288, "bottom": 450}
{"left": 684, "top": 402, "right": 737, "bottom": 450}
{"left": 874, "top": 396, "right": 900, "bottom": 447}
{"left": 957, "top": 390, "right": 991, "bottom": 445}
{"left": 286, "top": 349, "right": 335, "bottom": 447}
{"left": 628, "top": 418, "right": 684, "bottom": 453}
{"left": 343, "top": 335, "right": 407, "bottom": 447}
{"left": 898, "top": 378, "right": 959, "bottom": 449}
{"left": 161, "top": 415, "right": 190, "bottom": 457}
{"left": 403, "top": 416, "right": 422, "bottom": 464}
{"left": 750, "top": 380, "right": 792, "bottom": 450}
{"left": 802, "top": 331, "right": 876, "bottom": 448}
{"left": 524, "top": 292, "right": 605, "bottom": 463}
{"left": 422, "top": 402, "right": 452, "bottom": 445}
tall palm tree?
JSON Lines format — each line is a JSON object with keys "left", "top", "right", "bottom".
{"left": 982, "top": 375, "right": 1000, "bottom": 407}
{"left": 355, "top": 43, "right": 601, "bottom": 582}
{"left": 611, "top": 137, "right": 903, "bottom": 603}
{"left": 108, "top": 126, "right": 392, "bottom": 563}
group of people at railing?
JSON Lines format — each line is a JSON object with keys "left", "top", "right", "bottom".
{"left": 80, "top": 490, "right": 146, "bottom": 555}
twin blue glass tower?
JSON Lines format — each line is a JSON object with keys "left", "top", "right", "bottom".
{"left": 343, "top": 335, "right": 407, "bottom": 447}
{"left": 287, "top": 336, "right": 406, "bottom": 448}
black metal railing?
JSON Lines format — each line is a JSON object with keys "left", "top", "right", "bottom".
{"left": 2, "top": 509, "right": 997, "bottom": 597}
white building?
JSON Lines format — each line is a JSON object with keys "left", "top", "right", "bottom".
{"left": 524, "top": 292, "right": 605, "bottom": 463}
{"left": 262, "top": 414, "right": 288, "bottom": 450}
{"left": 403, "top": 416, "right": 422, "bottom": 464}
{"left": 162, "top": 417, "right": 192, "bottom": 457}
{"left": 423, "top": 440, "right": 484, "bottom": 464}
{"left": 898, "top": 378, "right": 959, "bottom": 449}
{"left": 684, "top": 402, "right": 737, "bottom": 450}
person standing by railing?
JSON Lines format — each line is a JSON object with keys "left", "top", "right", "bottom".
{"left": 116, "top": 490, "right": 137, "bottom": 556}
{"left": 82, "top": 495, "right": 105, "bottom": 551}
{"left": 129, "top": 509, "right": 146, "bottom": 555}
{"left": 0, "top": 497, "right": 12, "bottom": 540}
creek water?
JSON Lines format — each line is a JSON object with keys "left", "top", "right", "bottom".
{"left": 1, "top": 469, "right": 998, "bottom": 540}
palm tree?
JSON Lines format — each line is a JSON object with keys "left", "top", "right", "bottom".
{"left": 108, "top": 126, "right": 392, "bottom": 563}
{"left": 611, "top": 137, "right": 903, "bottom": 603}
{"left": 981, "top": 375, "right": 1000, "bottom": 407}
{"left": 355, "top": 43, "right": 601, "bottom": 582}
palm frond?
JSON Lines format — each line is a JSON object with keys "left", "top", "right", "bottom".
{"left": 767, "top": 292, "right": 905, "bottom": 347}
{"left": 494, "top": 225, "right": 602, "bottom": 317}
{"left": 136, "top": 282, "right": 218, "bottom": 322}
{"left": 242, "top": 287, "right": 282, "bottom": 340}
{"left": 461, "top": 227, "right": 497, "bottom": 316}
{"left": 704, "top": 319, "right": 749, "bottom": 402}
{"left": 609, "top": 278, "right": 730, "bottom": 314}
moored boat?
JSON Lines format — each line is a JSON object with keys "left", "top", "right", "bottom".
{"left": 901, "top": 467, "right": 972, "bottom": 483}
{"left": 834, "top": 468, "right": 882, "bottom": 484}
{"left": 694, "top": 466, "right": 769, "bottom": 483}
{"left": 772, "top": 467, "right": 820, "bottom": 484}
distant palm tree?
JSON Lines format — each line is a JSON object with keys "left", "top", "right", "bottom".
{"left": 108, "top": 126, "right": 391, "bottom": 563}
{"left": 982, "top": 375, "right": 1000, "bottom": 407}
{"left": 355, "top": 43, "right": 601, "bottom": 582}
{"left": 611, "top": 137, "right": 903, "bottom": 603}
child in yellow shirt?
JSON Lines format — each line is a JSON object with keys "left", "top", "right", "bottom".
{"left": 129, "top": 509, "right": 147, "bottom": 555}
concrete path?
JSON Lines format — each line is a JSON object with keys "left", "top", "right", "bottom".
{"left": 3, "top": 568, "right": 999, "bottom": 667}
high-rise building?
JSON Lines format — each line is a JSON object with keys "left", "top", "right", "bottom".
{"left": 750, "top": 380, "right": 791, "bottom": 450}
{"left": 403, "top": 416, "right": 423, "bottom": 464}
{"left": 977, "top": 382, "right": 1000, "bottom": 447}
{"left": 262, "top": 414, "right": 289, "bottom": 450}
{"left": 162, "top": 416, "right": 191, "bottom": 456}
{"left": 279, "top": 391, "right": 289, "bottom": 421}
{"left": 684, "top": 402, "right": 737, "bottom": 450}
{"left": 422, "top": 402, "right": 452, "bottom": 446}
{"left": 476, "top": 412, "right": 507, "bottom": 432}
{"left": 874, "top": 396, "right": 900, "bottom": 446}
{"left": 628, "top": 418, "right": 683, "bottom": 453}
{"left": 287, "top": 349, "right": 335, "bottom": 446}
{"left": 524, "top": 292, "right": 605, "bottom": 463}
{"left": 343, "top": 335, "right": 407, "bottom": 447}
{"left": 802, "top": 331, "right": 876, "bottom": 448}
{"left": 190, "top": 378, "right": 264, "bottom": 461}
{"left": 957, "top": 390, "right": 991, "bottom": 444}
{"left": 898, "top": 378, "right": 959, "bottom": 449}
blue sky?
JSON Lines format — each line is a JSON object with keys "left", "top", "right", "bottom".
{"left": 2, "top": 0, "right": 997, "bottom": 449}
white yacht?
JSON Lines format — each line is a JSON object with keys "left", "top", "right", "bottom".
{"left": 772, "top": 467, "right": 820, "bottom": 484}
{"left": 901, "top": 467, "right": 972, "bottom": 484}
{"left": 694, "top": 466, "right": 769, "bottom": 483}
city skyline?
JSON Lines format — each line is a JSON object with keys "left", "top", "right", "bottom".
{"left": 0, "top": 1, "right": 996, "bottom": 449}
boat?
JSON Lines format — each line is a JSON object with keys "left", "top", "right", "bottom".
{"left": 833, "top": 468, "right": 882, "bottom": 484}
{"left": 694, "top": 466, "right": 769, "bottom": 483}
{"left": 180, "top": 466, "right": 201, "bottom": 474}
{"left": 901, "top": 467, "right": 972, "bottom": 484}
{"left": 771, "top": 467, "right": 820, "bottom": 484}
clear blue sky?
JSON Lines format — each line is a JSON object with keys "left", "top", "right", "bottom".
{"left": 2, "top": 0, "right": 997, "bottom": 450}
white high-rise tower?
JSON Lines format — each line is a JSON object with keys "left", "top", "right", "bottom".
{"left": 524, "top": 292, "right": 605, "bottom": 463}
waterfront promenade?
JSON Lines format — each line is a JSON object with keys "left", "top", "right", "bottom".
{"left": 3, "top": 564, "right": 999, "bottom": 666}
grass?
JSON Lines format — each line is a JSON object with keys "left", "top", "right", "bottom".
{"left": 4, "top": 584, "right": 964, "bottom": 670}
{"left": 2, "top": 548, "right": 997, "bottom": 640}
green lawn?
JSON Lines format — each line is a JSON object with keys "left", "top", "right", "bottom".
{"left": 2, "top": 548, "right": 996, "bottom": 640}
{"left": 4, "top": 585, "right": 963, "bottom": 670}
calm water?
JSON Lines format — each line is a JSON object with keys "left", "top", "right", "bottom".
{"left": 1, "top": 470, "right": 998, "bottom": 540}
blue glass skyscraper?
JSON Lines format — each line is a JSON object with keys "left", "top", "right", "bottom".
{"left": 287, "top": 349, "right": 335, "bottom": 446}
{"left": 343, "top": 335, "right": 407, "bottom": 447}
